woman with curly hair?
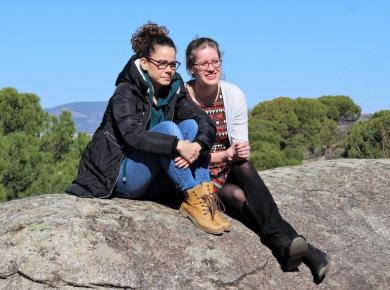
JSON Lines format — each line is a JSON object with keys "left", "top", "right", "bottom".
{"left": 185, "top": 37, "right": 330, "bottom": 284}
{"left": 66, "top": 22, "right": 229, "bottom": 235}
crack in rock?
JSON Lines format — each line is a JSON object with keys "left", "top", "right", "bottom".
{"left": 1, "top": 271, "right": 136, "bottom": 289}
{"left": 59, "top": 279, "right": 95, "bottom": 288}
{"left": 90, "top": 282, "right": 136, "bottom": 289}
{"left": 16, "top": 270, "right": 56, "bottom": 288}
{"left": 0, "top": 272, "right": 16, "bottom": 280}
{"left": 213, "top": 261, "right": 268, "bottom": 287}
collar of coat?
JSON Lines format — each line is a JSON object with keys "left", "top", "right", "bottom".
{"left": 114, "top": 54, "right": 181, "bottom": 106}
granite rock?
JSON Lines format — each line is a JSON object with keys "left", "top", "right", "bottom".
{"left": 0, "top": 159, "right": 389, "bottom": 289}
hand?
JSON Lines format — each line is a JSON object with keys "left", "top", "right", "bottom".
{"left": 233, "top": 141, "right": 250, "bottom": 161}
{"left": 224, "top": 145, "right": 236, "bottom": 162}
{"left": 175, "top": 156, "right": 191, "bottom": 169}
{"left": 176, "top": 140, "right": 201, "bottom": 164}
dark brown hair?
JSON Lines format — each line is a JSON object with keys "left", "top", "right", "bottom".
{"left": 131, "top": 21, "right": 176, "bottom": 57}
{"left": 185, "top": 37, "right": 222, "bottom": 75}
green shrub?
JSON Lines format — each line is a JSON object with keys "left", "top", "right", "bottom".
{"left": 319, "top": 95, "right": 361, "bottom": 122}
{"left": 347, "top": 110, "right": 390, "bottom": 158}
{"left": 249, "top": 96, "right": 341, "bottom": 169}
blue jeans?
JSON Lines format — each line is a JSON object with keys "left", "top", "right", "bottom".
{"left": 114, "top": 120, "right": 210, "bottom": 199}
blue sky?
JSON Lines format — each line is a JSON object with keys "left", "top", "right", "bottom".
{"left": 1, "top": 1, "right": 389, "bottom": 113}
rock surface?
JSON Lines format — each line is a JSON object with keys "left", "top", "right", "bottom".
{"left": 0, "top": 159, "right": 389, "bottom": 289}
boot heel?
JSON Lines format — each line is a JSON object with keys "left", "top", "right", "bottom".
{"left": 284, "top": 237, "right": 308, "bottom": 271}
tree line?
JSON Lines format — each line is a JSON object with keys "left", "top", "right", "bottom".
{"left": 0, "top": 88, "right": 89, "bottom": 201}
{"left": 1, "top": 87, "right": 389, "bottom": 201}
{"left": 249, "top": 95, "right": 389, "bottom": 169}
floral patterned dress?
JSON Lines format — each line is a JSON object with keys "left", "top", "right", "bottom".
{"left": 195, "top": 91, "right": 231, "bottom": 191}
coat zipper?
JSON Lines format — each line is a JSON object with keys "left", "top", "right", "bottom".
{"left": 107, "top": 153, "right": 127, "bottom": 197}
{"left": 108, "top": 96, "right": 151, "bottom": 197}
{"left": 144, "top": 93, "right": 152, "bottom": 129}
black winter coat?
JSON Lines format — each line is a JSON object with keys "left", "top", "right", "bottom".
{"left": 66, "top": 55, "right": 216, "bottom": 198}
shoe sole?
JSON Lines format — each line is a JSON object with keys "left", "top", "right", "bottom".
{"left": 284, "top": 237, "right": 309, "bottom": 271}
{"left": 215, "top": 214, "right": 231, "bottom": 232}
{"left": 179, "top": 206, "right": 224, "bottom": 235}
{"left": 221, "top": 221, "right": 231, "bottom": 232}
{"left": 313, "top": 253, "right": 330, "bottom": 284}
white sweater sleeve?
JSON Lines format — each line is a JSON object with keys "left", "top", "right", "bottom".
{"left": 221, "top": 81, "right": 249, "bottom": 143}
{"left": 230, "top": 86, "right": 249, "bottom": 143}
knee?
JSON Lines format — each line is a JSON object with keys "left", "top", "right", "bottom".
{"left": 156, "top": 121, "right": 183, "bottom": 138}
{"left": 179, "top": 119, "right": 197, "bottom": 129}
{"left": 230, "top": 188, "right": 246, "bottom": 204}
{"left": 232, "top": 160, "right": 255, "bottom": 175}
{"left": 235, "top": 160, "right": 251, "bottom": 170}
{"left": 178, "top": 119, "right": 198, "bottom": 141}
{"left": 158, "top": 120, "right": 177, "bottom": 129}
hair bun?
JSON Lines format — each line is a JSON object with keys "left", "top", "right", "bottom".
{"left": 131, "top": 21, "right": 169, "bottom": 55}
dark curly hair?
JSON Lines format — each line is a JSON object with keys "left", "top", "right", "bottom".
{"left": 185, "top": 37, "right": 222, "bottom": 75}
{"left": 131, "top": 21, "right": 176, "bottom": 57}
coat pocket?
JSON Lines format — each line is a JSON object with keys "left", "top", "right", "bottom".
{"left": 104, "top": 131, "right": 124, "bottom": 149}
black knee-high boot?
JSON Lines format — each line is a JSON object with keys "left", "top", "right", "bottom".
{"left": 241, "top": 201, "right": 308, "bottom": 271}
{"left": 228, "top": 161, "right": 308, "bottom": 271}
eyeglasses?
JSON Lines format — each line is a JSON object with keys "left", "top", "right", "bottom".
{"left": 193, "top": 59, "right": 222, "bottom": 70}
{"left": 146, "top": 57, "right": 181, "bottom": 70}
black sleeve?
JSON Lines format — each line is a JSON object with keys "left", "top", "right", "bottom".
{"left": 174, "top": 93, "right": 216, "bottom": 154}
{"left": 111, "top": 89, "right": 178, "bottom": 156}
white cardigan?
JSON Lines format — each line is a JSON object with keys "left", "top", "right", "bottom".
{"left": 220, "top": 80, "right": 249, "bottom": 143}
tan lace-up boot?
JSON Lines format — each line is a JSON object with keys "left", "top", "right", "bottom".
{"left": 201, "top": 182, "right": 231, "bottom": 232}
{"left": 179, "top": 184, "right": 224, "bottom": 235}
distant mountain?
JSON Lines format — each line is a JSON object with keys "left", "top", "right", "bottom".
{"left": 45, "top": 102, "right": 107, "bottom": 134}
{"left": 45, "top": 101, "right": 374, "bottom": 136}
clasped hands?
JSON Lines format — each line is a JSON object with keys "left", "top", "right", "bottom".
{"left": 175, "top": 140, "right": 202, "bottom": 169}
{"left": 225, "top": 141, "right": 250, "bottom": 162}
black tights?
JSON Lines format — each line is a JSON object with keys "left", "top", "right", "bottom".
{"left": 217, "top": 160, "right": 298, "bottom": 240}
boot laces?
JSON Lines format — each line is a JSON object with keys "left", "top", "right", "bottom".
{"left": 212, "top": 192, "right": 226, "bottom": 213}
{"left": 200, "top": 194, "right": 218, "bottom": 218}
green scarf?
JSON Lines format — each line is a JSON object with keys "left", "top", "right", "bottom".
{"left": 142, "top": 71, "right": 181, "bottom": 129}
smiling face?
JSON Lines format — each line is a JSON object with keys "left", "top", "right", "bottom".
{"left": 191, "top": 46, "right": 222, "bottom": 87}
{"left": 140, "top": 45, "right": 177, "bottom": 91}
